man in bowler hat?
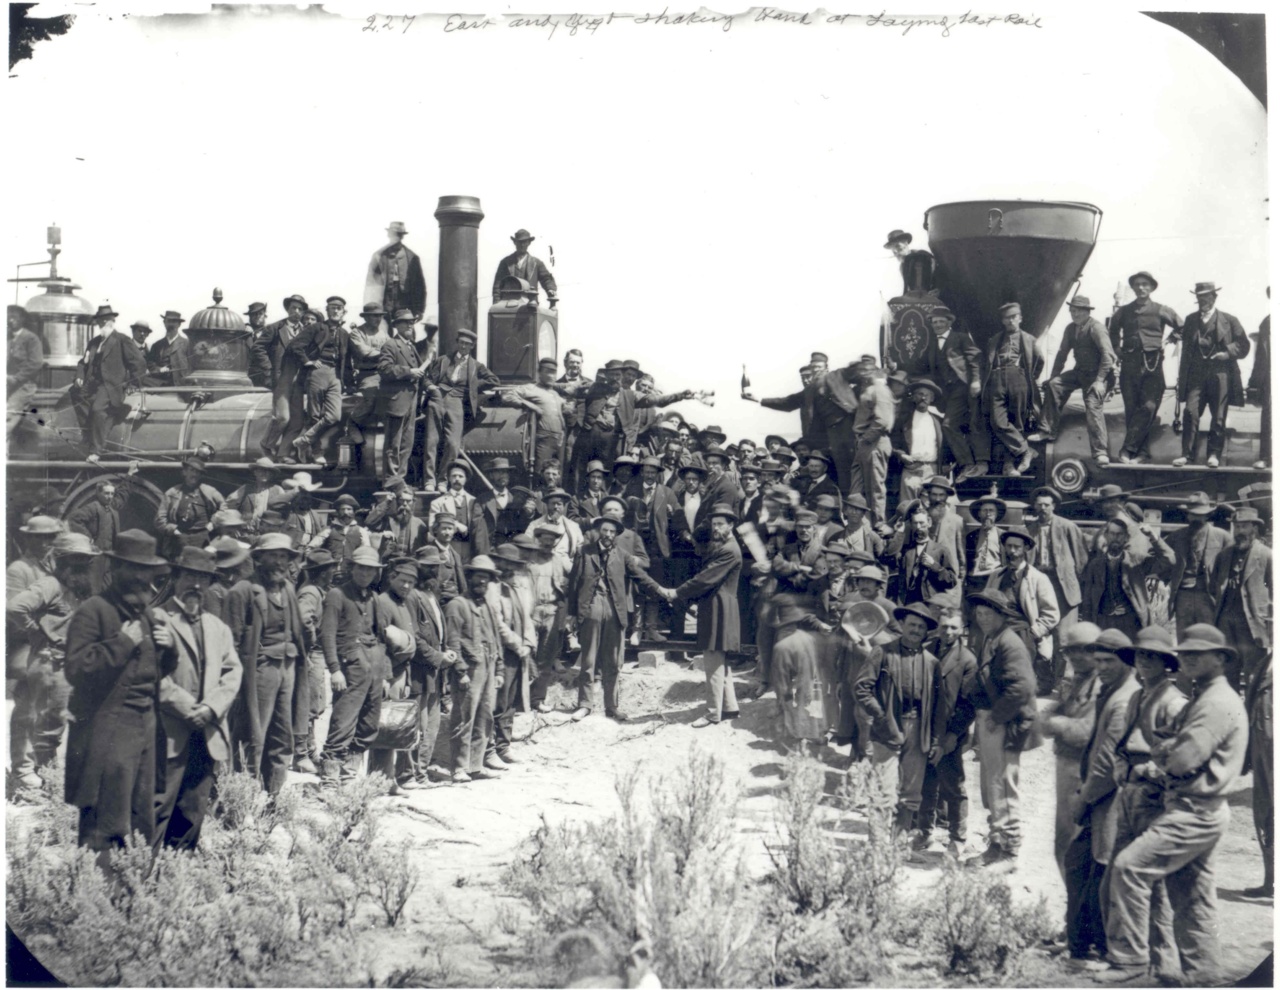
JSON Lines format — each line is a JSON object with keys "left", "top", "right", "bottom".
{"left": 74, "top": 304, "right": 148, "bottom": 463}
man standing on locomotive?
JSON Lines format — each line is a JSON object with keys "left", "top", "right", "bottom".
{"left": 254, "top": 294, "right": 310, "bottom": 463}
{"left": 75, "top": 304, "right": 147, "bottom": 464}
{"left": 1173, "top": 282, "right": 1249, "bottom": 469}
{"left": 1110, "top": 271, "right": 1182, "bottom": 465}
{"left": 421, "top": 327, "right": 500, "bottom": 491}
{"left": 7, "top": 304, "right": 44, "bottom": 439}
{"left": 924, "top": 307, "right": 988, "bottom": 482}
{"left": 982, "top": 302, "right": 1042, "bottom": 477}
{"left": 378, "top": 310, "right": 427, "bottom": 493}
{"left": 365, "top": 221, "right": 427, "bottom": 322}
{"left": 492, "top": 229, "right": 559, "bottom": 308}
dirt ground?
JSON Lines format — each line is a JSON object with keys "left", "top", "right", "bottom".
{"left": 311, "top": 657, "right": 1275, "bottom": 987}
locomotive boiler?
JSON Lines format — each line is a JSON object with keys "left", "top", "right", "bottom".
{"left": 7, "top": 195, "right": 556, "bottom": 529}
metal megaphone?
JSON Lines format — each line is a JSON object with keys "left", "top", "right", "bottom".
{"left": 841, "top": 600, "right": 893, "bottom": 646}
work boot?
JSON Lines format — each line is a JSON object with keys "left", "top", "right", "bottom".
{"left": 294, "top": 437, "right": 312, "bottom": 464}
{"left": 320, "top": 758, "right": 342, "bottom": 783}
{"left": 496, "top": 750, "right": 520, "bottom": 764}
{"left": 482, "top": 754, "right": 509, "bottom": 771}
{"left": 451, "top": 769, "right": 472, "bottom": 784}
{"left": 293, "top": 755, "right": 318, "bottom": 775}
{"left": 342, "top": 751, "right": 365, "bottom": 781}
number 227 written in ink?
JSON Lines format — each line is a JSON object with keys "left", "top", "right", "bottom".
{"left": 364, "top": 15, "right": 416, "bottom": 33}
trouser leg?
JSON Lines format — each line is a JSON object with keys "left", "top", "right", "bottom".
{"left": 296, "top": 650, "right": 326, "bottom": 759}
{"left": 263, "top": 660, "right": 296, "bottom": 795}
{"left": 986, "top": 371, "right": 1030, "bottom": 458}
{"left": 940, "top": 385, "right": 975, "bottom": 466}
{"left": 897, "top": 716, "right": 927, "bottom": 818}
{"left": 489, "top": 656, "right": 522, "bottom": 756}
{"left": 6, "top": 384, "right": 37, "bottom": 441}
{"left": 415, "top": 671, "right": 443, "bottom": 773}
{"left": 599, "top": 617, "right": 624, "bottom": 715}
{"left": 1054, "top": 752, "right": 1081, "bottom": 877}
{"left": 1252, "top": 721, "right": 1274, "bottom": 885}
{"left": 975, "top": 711, "right": 1021, "bottom": 851}
{"left": 1123, "top": 355, "right": 1164, "bottom": 458}
{"left": 383, "top": 412, "right": 415, "bottom": 488}
{"left": 1080, "top": 381, "right": 1109, "bottom": 458}
{"left": 322, "top": 655, "right": 375, "bottom": 760}
{"left": 852, "top": 437, "right": 890, "bottom": 527}
{"left": 1181, "top": 381, "right": 1206, "bottom": 459}
{"left": 754, "top": 606, "right": 776, "bottom": 693}
{"left": 575, "top": 601, "right": 608, "bottom": 710}
{"left": 1040, "top": 372, "right": 1079, "bottom": 438}
{"left": 89, "top": 390, "right": 115, "bottom": 455}
{"left": 938, "top": 747, "right": 967, "bottom": 842}
{"left": 1203, "top": 372, "right": 1231, "bottom": 459}
{"left": 1260, "top": 397, "right": 1272, "bottom": 462}
{"left": 157, "top": 732, "right": 216, "bottom": 851}
{"left": 826, "top": 433, "right": 857, "bottom": 496}
{"left": 534, "top": 431, "right": 564, "bottom": 475}
{"left": 703, "top": 649, "right": 738, "bottom": 721}
{"left": 1065, "top": 826, "right": 1107, "bottom": 957}
{"left": 437, "top": 396, "right": 466, "bottom": 480}
{"left": 868, "top": 741, "right": 901, "bottom": 839}
{"left": 918, "top": 763, "right": 941, "bottom": 836}
{"left": 300, "top": 366, "right": 342, "bottom": 444}
{"left": 1172, "top": 588, "right": 1216, "bottom": 639}
{"left": 449, "top": 661, "right": 492, "bottom": 772}
{"left": 1164, "top": 835, "right": 1224, "bottom": 985}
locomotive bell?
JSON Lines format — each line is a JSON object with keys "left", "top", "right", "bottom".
{"left": 185, "top": 288, "right": 253, "bottom": 387}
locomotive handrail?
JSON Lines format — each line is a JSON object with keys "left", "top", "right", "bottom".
{"left": 10, "top": 460, "right": 328, "bottom": 471}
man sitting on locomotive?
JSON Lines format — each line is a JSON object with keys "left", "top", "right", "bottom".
{"left": 1031, "top": 294, "right": 1116, "bottom": 466}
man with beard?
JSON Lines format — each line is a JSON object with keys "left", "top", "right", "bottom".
{"left": 155, "top": 457, "right": 225, "bottom": 557}
{"left": 343, "top": 304, "right": 389, "bottom": 450}
{"left": 921, "top": 476, "right": 967, "bottom": 586}
{"left": 523, "top": 488, "right": 583, "bottom": 561}
{"left": 154, "top": 547, "right": 243, "bottom": 850}
{"left": 444, "top": 555, "right": 509, "bottom": 782}
{"left": 205, "top": 537, "right": 252, "bottom": 620}
{"left": 145, "top": 311, "right": 191, "bottom": 388}
{"left": 1109, "top": 272, "right": 1183, "bottom": 465}
{"left": 379, "top": 310, "right": 428, "bottom": 493}
{"left": 369, "top": 556, "right": 431, "bottom": 793}
{"left": 403, "top": 547, "right": 460, "bottom": 784}
{"left": 380, "top": 487, "right": 428, "bottom": 560}
{"left": 320, "top": 494, "right": 370, "bottom": 580}
{"left": 421, "top": 327, "right": 500, "bottom": 491}
{"left": 474, "top": 457, "right": 526, "bottom": 553}
{"left": 799, "top": 450, "right": 841, "bottom": 506}
{"left": 1165, "top": 493, "right": 1230, "bottom": 640}
{"left": 253, "top": 294, "right": 310, "bottom": 462}
{"left": 1025, "top": 486, "right": 1090, "bottom": 687}
{"left": 366, "top": 221, "right": 428, "bottom": 320}
{"left": 7, "top": 533, "right": 100, "bottom": 799}
{"left": 67, "top": 461, "right": 140, "bottom": 553}
{"left": 567, "top": 516, "right": 665, "bottom": 723}
{"left": 599, "top": 494, "right": 650, "bottom": 642}
{"left": 1209, "top": 507, "right": 1271, "bottom": 691}
{"left": 287, "top": 295, "right": 351, "bottom": 467}
{"left": 1080, "top": 518, "right": 1175, "bottom": 641}
{"left": 496, "top": 357, "right": 573, "bottom": 474}
{"left": 610, "top": 454, "right": 640, "bottom": 497}
{"left": 64, "top": 530, "right": 175, "bottom": 857}
{"left": 74, "top": 304, "right": 147, "bottom": 464}
{"left": 981, "top": 527, "right": 1061, "bottom": 693}
{"left": 294, "top": 549, "right": 337, "bottom": 774}
{"left": 923, "top": 308, "right": 988, "bottom": 482}
{"left": 554, "top": 349, "right": 590, "bottom": 489}
{"left": 225, "top": 533, "right": 308, "bottom": 795}
{"left": 982, "top": 302, "right": 1043, "bottom": 476}
{"left": 318, "top": 546, "right": 385, "bottom": 783}
{"left": 694, "top": 448, "right": 743, "bottom": 546}
{"left": 891, "top": 379, "right": 946, "bottom": 499}
{"left": 225, "top": 457, "right": 286, "bottom": 535}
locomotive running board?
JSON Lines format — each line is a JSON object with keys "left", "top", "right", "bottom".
{"left": 1103, "top": 463, "right": 1267, "bottom": 475}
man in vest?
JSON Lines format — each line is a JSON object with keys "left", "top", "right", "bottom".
{"left": 1173, "top": 282, "right": 1250, "bottom": 469}
{"left": 1109, "top": 272, "right": 1183, "bottom": 465}
{"left": 365, "top": 221, "right": 427, "bottom": 320}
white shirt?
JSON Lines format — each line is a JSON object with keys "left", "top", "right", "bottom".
{"left": 908, "top": 409, "right": 939, "bottom": 462}
{"left": 684, "top": 492, "right": 701, "bottom": 531}
{"left": 494, "top": 489, "right": 510, "bottom": 510}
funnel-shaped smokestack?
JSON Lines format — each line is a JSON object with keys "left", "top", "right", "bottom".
{"left": 435, "top": 195, "right": 485, "bottom": 357}
{"left": 926, "top": 200, "right": 1102, "bottom": 346}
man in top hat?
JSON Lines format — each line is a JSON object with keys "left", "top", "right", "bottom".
{"left": 884, "top": 228, "right": 935, "bottom": 295}
{"left": 342, "top": 302, "right": 390, "bottom": 445}
{"left": 365, "top": 221, "right": 427, "bottom": 320}
{"left": 1109, "top": 272, "right": 1183, "bottom": 465}
{"left": 224, "top": 456, "right": 285, "bottom": 535}
{"left": 495, "top": 356, "right": 573, "bottom": 473}
{"left": 145, "top": 311, "right": 190, "bottom": 388}
{"left": 1173, "top": 282, "right": 1249, "bottom": 468}
{"left": 1098, "top": 624, "right": 1247, "bottom": 986}
{"left": 421, "top": 326, "right": 500, "bottom": 491}
{"left": 294, "top": 549, "right": 338, "bottom": 774}
{"left": 923, "top": 307, "right": 989, "bottom": 482}
{"left": 890, "top": 378, "right": 945, "bottom": 499}
{"left": 1164, "top": 492, "right": 1231, "bottom": 639}
{"left": 1025, "top": 485, "right": 1090, "bottom": 686}
{"left": 224, "top": 533, "right": 308, "bottom": 795}
{"left": 1209, "top": 506, "right": 1271, "bottom": 690}
{"left": 252, "top": 294, "right": 311, "bottom": 462}
{"left": 67, "top": 460, "right": 140, "bottom": 553}
{"left": 1248, "top": 290, "right": 1270, "bottom": 470}
{"left": 286, "top": 295, "right": 351, "bottom": 466}
{"left": 981, "top": 302, "right": 1043, "bottom": 476}
{"left": 965, "top": 588, "right": 1038, "bottom": 872}
{"left": 1079, "top": 513, "right": 1175, "bottom": 641}
{"left": 851, "top": 361, "right": 897, "bottom": 536}
{"left": 982, "top": 525, "right": 1061, "bottom": 691}
{"left": 63, "top": 529, "right": 175, "bottom": 856}
{"left": 492, "top": 229, "right": 558, "bottom": 308}
{"left": 7, "top": 303, "right": 43, "bottom": 438}
{"left": 1032, "top": 295, "right": 1116, "bottom": 464}
{"left": 155, "top": 457, "right": 225, "bottom": 557}
{"left": 153, "top": 546, "right": 243, "bottom": 850}
{"left": 75, "top": 303, "right": 148, "bottom": 463}
{"left": 7, "top": 532, "right": 101, "bottom": 798}
{"left": 378, "top": 309, "right": 429, "bottom": 491}
{"left": 854, "top": 600, "right": 942, "bottom": 839}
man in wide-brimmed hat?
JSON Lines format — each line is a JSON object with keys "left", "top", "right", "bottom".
{"left": 492, "top": 228, "right": 558, "bottom": 308}
{"left": 153, "top": 546, "right": 242, "bottom": 850}
{"left": 144, "top": 310, "right": 190, "bottom": 388}
{"left": 64, "top": 529, "right": 175, "bottom": 855}
{"left": 965, "top": 588, "right": 1037, "bottom": 872}
{"left": 74, "top": 303, "right": 148, "bottom": 463}
{"left": 1098, "top": 623, "right": 1246, "bottom": 987}
{"left": 1079, "top": 512, "right": 1176, "bottom": 641}
{"left": 884, "top": 227, "right": 935, "bottom": 295}
{"left": 286, "top": 295, "right": 352, "bottom": 467}
{"left": 342, "top": 301, "right": 390, "bottom": 446}
{"left": 293, "top": 549, "right": 338, "bottom": 774}
{"left": 1109, "top": 271, "right": 1183, "bottom": 464}
{"left": 251, "top": 294, "right": 311, "bottom": 461}
{"left": 1025, "top": 484, "right": 1090, "bottom": 688}
{"left": 1209, "top": 506, "right": 1271, "bottom": 690}
{"left": 224, "top": 456, "right": 285, "bottom": 534}
{"left": 1032, "top": 294, "right": 1116, "bottom": 465}
{"left": 982, "top": 525, "right": 1061, "bottom": 691}
{"left": 421, "top": 325, "right": 500, "bottom": 491}
{"left": 1163, "top": 491, "right": 1231, "bottom": 639}
{"left": 919, "top": 474, "right": 967, "bottom": 586}
{"left": 473, "top": 456, "right": 526, "bottom": 553}
{"left": 1173, "top": 282, "right": 1250, "bottom": 469}
{"left": 441, "top": 554, "right": 507, "bottom": 782}
{"left": 365, "top": 220, "right": 427, "bottom": 321}
{"left": 7, "top": 514, "right": 60, "bottom": 604}
{"left": 891, "top": 378, "right": 946, "bottom": 499}
{"left": 7, "top": 531, "right": 101, "bottom": 798}
{"left": 7, "top": 302, "right": 44, "bottom": 438}
{"left": 155, "top": 457, "right": 225, "bottom": 556}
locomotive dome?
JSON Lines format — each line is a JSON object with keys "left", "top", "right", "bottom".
{"left": 184, "top": 287, "right": 254, "bottom": 387}
{"left": 24, "top": 279, "right": 96, "bottom": 372}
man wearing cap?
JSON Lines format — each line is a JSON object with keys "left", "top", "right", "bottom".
{"left": 378, "top": 310, "right": 429, "bottom": 491}
{"left": 7, "top": 532, "right": 101, "bottom": 797}
{"left": 1164, "top": 492, "right": 1231, "bottom": 639}
{"left": 1099, "top": 624, "right": 1247, "bottom": 986}
{"left": 474, "top": 457, "right": 525, "bottom": 553}
{"left": 153, "top": 547, "right": 242, "bottom": 849}
{"left": 342, "top": 303, "right": 390, "bottom": 447}
{"left": 366, "top": 221, "right": 427, "bottom": 320}
{"left": 854, "top": 601, "right": 942, "bottom": 838}
{"left": 223, "top": 534, "right": 308, "bottom": 794}
{"left": 850, "top": 362, "right": 896, "bottom": 535}
{"left": 1173, "top": 283, "right": 1249, "bottom": 469}
{"left": 130, "top": 320, "right": 153, "bottom": 352}
{"left": 143, "top": 311, "right": 190, "bottom": 388}
{"left": 894, "top": 502, "right": 960, "bottom": 611}
{"left": 1026, "top": 485, "right": 1090, "bottom": 685}
{"left": 966, "top": 589, "right": 1038, "bottom": 871}
{"left": 421, "top": 326, "right": 500, "bottom": 490}
{"left": 67, "top": 461, "right": 140, "bottom": 553}
{"left": 444, "top": 555, "right": 509, "bottom": 781}
{"left": 74, "top": 304, "right": 148, "bottom": 463}
{"left": 982, "top": 526, "right": 1061, "bottom": 691}
{"left": 253, "top": 294, "right": 310, "bottom": 462}
{"left": 155, "top": 458, "right": 225, "bottom": 557}
{"left": 1209, "top": 507, "right": 1271, "bottom": 690}
{"left": 981, "top": 302, "right": 1043, "bottom": 476}
{"left": 64, "top": 529, "right": 175, "bottom": 854}
{"left": 890, "top": 379, "right": 945, "bottom": 499}
{"left": 294, "top": 549, "right": 337, "bottom": 774}
{"left": 493, "top": 229, "right": 558, "bottom": 308}
{"left": 922, "top": 307, "right": 989, "bottom": 482}
{"left": 285, "top": 296, "right": 351, "bottom": 466}
{"left": 495, "top": 356, "right": 573, "bottom": 473}
{"left": 1032, "top": 295, "right": 1116, "bottom": 463}
{"left": 7, "top": 304, "right": 43, "bottom": 438}
{"left": 1080, "top": 515, "right": 1175, "bottom": 641}
{"left": 1109, "top": 272, "right": 1183, "bottom": 464}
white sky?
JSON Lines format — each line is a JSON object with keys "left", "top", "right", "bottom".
{"left": 3, "top": 1, "right": 1271, "bottom": 443}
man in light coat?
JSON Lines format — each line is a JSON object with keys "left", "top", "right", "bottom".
{"left": 982, "top": 527, "right": 1060, "bottom": 692}
{"left": 1025, "top": 486, "right": 1091, "bottom": 688}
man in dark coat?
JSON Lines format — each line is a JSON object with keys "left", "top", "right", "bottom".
{"left": 421, "top": 327, "right": 500, "bottom": 490}
{"left": 1025, "top": 485, "right": 1091, "bottom": 686}
{"left": 67, "top": 462, "right": 139, "bottom": 552}
{"left": 64, "top": 530, "right": 175, "bottom": 858}
{"left": 1033, "top": 295, "right": 1117, "bottom": 464}
{"left": 1209, "top": 507, "right": 1272, "bottom": 690}
{"left": 7, "top": 303, "right": 44, "bottom": 438}
{"left": 982, "top": 302, "right": 1044, "bottom": 476}
{"left": 1165, "top": 491, "right": 1231, "bottom": 638}
{"left": 924, "top": 307, "right": 989, "bottom": 481}
{"left": 1110, "top": 271, "right": 1183, "bottom": 464}
{"left": 892, "top": 502, "right": 960, "bottom": 610}
{"left": 1079, "top": 517, "right": 1176, "bottom": 639}
{"left": 1173, "top": 283, "right": 1250, "bottom": 469}
{"left": 252, "top": 294, "right": 310, "bottom": 461}
{"left": 492, "top": 228, "right": 558, "bottom": 308}
{"left": 624, "top": 456, "right": 681, "bottom": 640}
{"left": 365, "top": 221, "right": 427, "bottom": 320}
{"left": 287, "top": 295, "right": 351, "bottom": 466}
{"left": 473, "top": 457, "right": 528, "bottom": 553}
{"left": 917, "top": 606, "right": 977, "bottom": 854}
{"left": 144, "top": 311, "right": 191, "bottom": 387}
{"left": 663, "top": 504, "right": 743, "bottom": 727}
{"left": 379, "top": 310, "right": 427, "bottom": 492}
{"left": 1248, "top": 299, "right": 1269, "bottom": 470}
{"left": 74, "top": 305, "right": 147, "bottom": 462}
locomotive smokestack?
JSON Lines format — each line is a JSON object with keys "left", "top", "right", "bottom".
{"left": 434, "top": 195, "right": 485, "bottom": 357}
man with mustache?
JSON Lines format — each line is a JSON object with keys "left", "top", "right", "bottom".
{"left": 1209, "top": 507, "right": 1272, "bottom": 691}
{"left": 154, "top": 547, "right": 243, "bottom": 850}
{"left": 64, "top": 530, "right": 175, "bottom": 858}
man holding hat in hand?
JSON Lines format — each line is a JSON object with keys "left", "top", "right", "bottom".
{"left": 422, "top": 326, "right": 500, "bottom": 491}
{"left": 1033, "top": 295, "right": 1116, "bottom": 464}
{"left": 154, "top": 547, "right": 243, "bottom": 850}
{"left": 1173, "top": 282, "right": 1249, "bottom": 468}
{"left": 1109, "top": 272, "right": 1183, "bottom": 465}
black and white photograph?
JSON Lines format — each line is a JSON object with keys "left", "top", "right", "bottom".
{"left": 3, "top": 2, "right": 1273, "bottom": 986}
